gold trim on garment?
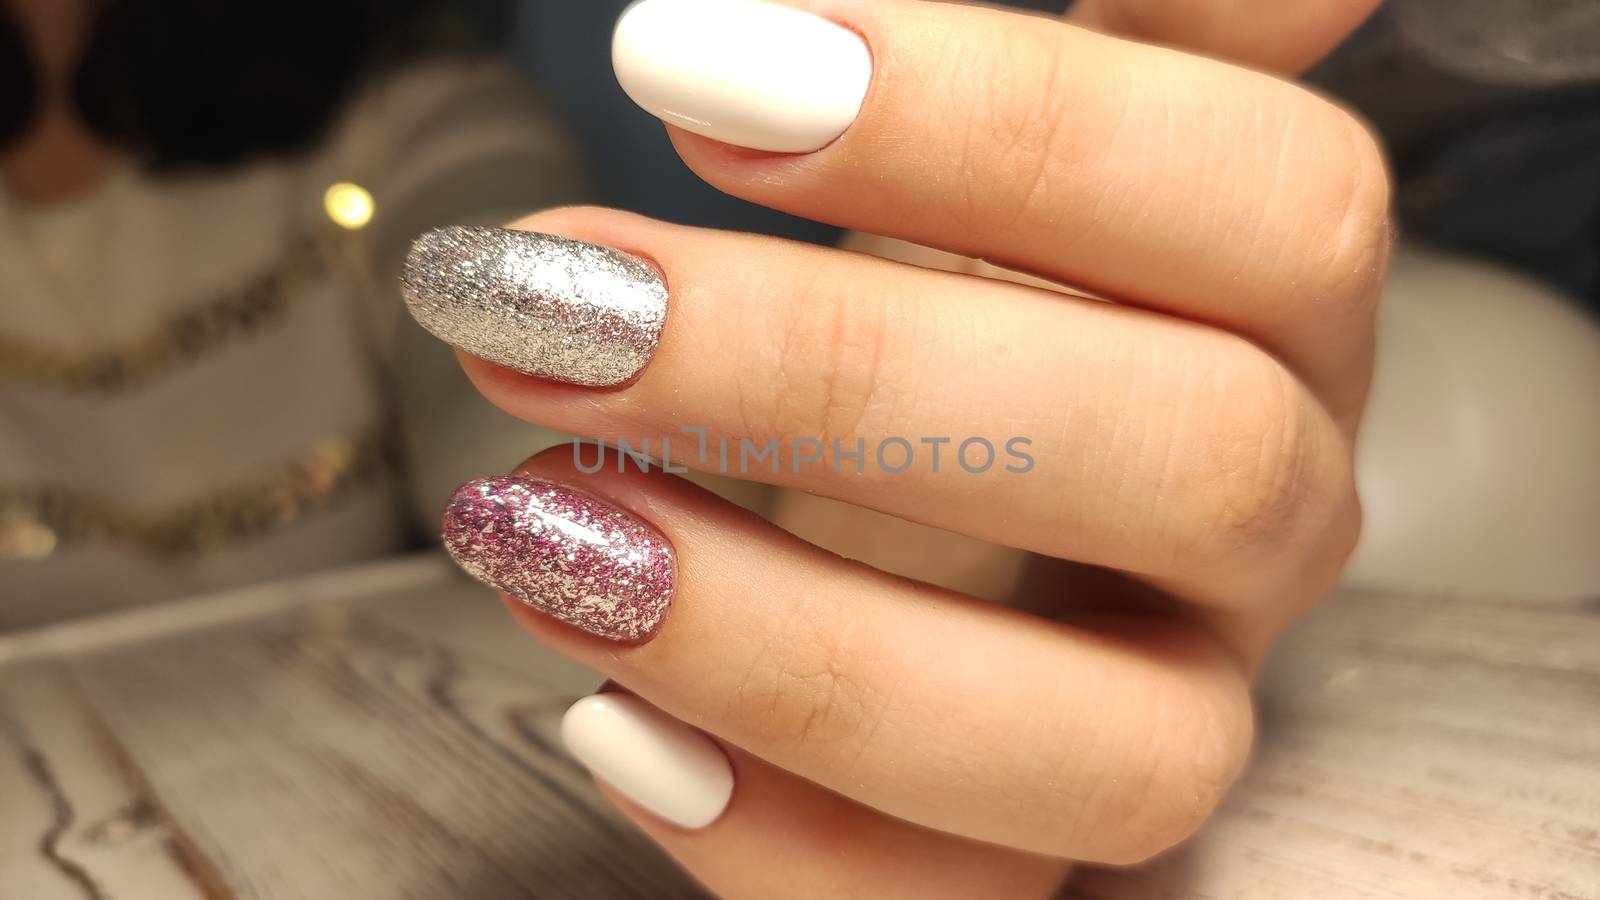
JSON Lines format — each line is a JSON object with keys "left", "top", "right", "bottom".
{"left": 0, "top": 236, "right": 325, "bottom": 394}
{"left": 0, "top": 421, "right": 402, "bottom": 559}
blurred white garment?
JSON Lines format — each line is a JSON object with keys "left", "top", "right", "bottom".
{"left": 0, "top": 59, "right": 584, "bottom": 629}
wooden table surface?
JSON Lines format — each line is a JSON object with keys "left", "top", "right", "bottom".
{"left": 2, "top": 556, "right": 1596, "bottom": 899}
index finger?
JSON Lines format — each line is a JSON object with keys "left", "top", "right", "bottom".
{"left": 613, "top": 0, "right": 1391, "bottom": 412}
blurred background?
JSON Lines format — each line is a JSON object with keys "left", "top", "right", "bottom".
{"left": 2, "top": 0, "right": 1597, "bottom": 632}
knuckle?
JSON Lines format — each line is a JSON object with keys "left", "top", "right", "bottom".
{"left": 1094, "top": 677, "right": 1253, "bottom": 864}
{"left": 1169, "top": 354, "right": 1322, "bottom": 568}
{"left": 751, "top": 268, "right": 894, "bottom": 446}
{"left": 1024, "top": 631, "right": 1254, "bottom": 863}
{"left": 724, "top": 601, "right": 886, "bottom": 759}
{"left": 949, "top": 27, "right": 1077, "bottom": 232}
{"left": 1301, "top": 102, "right": 1394, "bottom": 316}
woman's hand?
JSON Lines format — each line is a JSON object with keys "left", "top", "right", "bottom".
{"left": 404, "top": 0, "right": 1391, "bottom": 895}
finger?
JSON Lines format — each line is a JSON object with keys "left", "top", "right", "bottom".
{"left": 410, "top": 209, "right": 1359, "bottom": 610}
{"left": 566, "top": 692, "right": 1068, "bottom": 899}
{"left": 445, "top": 447, "right": 1255, "bottom": 862}
{"left": 614, "top": 0, "right": 1391, "bottom": 405}
{"left": 1068, "top": 0, "right": 1382, "bottom": 74}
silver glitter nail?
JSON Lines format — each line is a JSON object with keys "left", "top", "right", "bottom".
{"left": 402, "top": 226, "right": 668, "bottom": 387}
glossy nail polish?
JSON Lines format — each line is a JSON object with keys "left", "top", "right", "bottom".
{"left": 613, "top": 0, "right": 873, "bottom": 153}
{"left": 442, "top": 476, "right": 676, "bottom": 642}
{"left": 562, "top": 693, "right": 733, "bottom": 830}
{"left": 403, "top": 227, "right": 667, "bottom": 387}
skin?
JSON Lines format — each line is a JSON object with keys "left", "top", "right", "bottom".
{"left": 443, "top": 0, "right": 1398, "bottom": 893}
{"left": 461, "top": 1, "right": 1393, "bottom": 895}
{"left": 12, "top": 0, "right": 1389, "bottom": 893}
{"left": 0, "top": 0, "right": 119, "bottom": 206}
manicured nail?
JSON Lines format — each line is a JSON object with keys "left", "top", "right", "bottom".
{"left": 613, "top": 0, "right": 873, "bottom": 154}
{"left": 562, "top": 693, "right": 733, "bottom": 830}
{"left": 403, "top": 227, "right": 667, "bottom": 388}
{"left": 442, "top": 476, "right": 676, "bottom": 642}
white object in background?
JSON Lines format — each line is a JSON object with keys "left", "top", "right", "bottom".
{"left": 612, "top": 0, "right": 873, "bottom": 153}
{"left": 562, "top": 693, "right": 734, "bottom": 829}
{"left": 1347, "top": 244, "right": 1600, "bottom": 600}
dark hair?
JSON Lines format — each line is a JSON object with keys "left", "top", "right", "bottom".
{"left": 0, "top": 9, "right": 40, "bottom": 148}
{"left": 3, "top": 0, "right": 508, "bottom": 172}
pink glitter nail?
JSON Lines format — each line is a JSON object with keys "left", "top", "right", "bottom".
{"left": 442, "top": 476, "right": 676, "bottom": 642}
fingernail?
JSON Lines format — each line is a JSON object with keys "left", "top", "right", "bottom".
{"left": 562, "top": 693, "right": 733, "bottom": 830}
{"left": 402, "top": 227, "right": 667, "bottom": 388}
{"left": 442, "top": 476, "right": 676, "bottom": 642}
{"left": 613, "top": 0, "right": 873, "bottom": 154}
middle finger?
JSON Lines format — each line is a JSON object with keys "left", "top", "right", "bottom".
{"left": 405, "top": 207, "right": 1355, "bottom": 609}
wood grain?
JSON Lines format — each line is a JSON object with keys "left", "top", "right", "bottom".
{"left": 2, "top": 562, "right": 1596, "bottom": 899}
{"left": 0, "top": 662, "right": 216, "bottom": 900}
{"left": 2, "top": 571, "right": 703, "bottom": 900}
{"left": 1075, "top": 590, "right": 1600, "bottom": 899}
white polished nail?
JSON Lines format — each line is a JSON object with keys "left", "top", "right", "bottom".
{"left": 612, "top": 0, "right": 873, "bottom": 153}
{"left": 561, "top": 693, "right": 734, "bottom": 830}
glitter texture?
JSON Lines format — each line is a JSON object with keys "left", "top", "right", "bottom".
{"left": 442, "top": 476, "right": 676, "bottom": 642}
{"left": 402, "top": 227, "right": 667, "bottom": 387}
